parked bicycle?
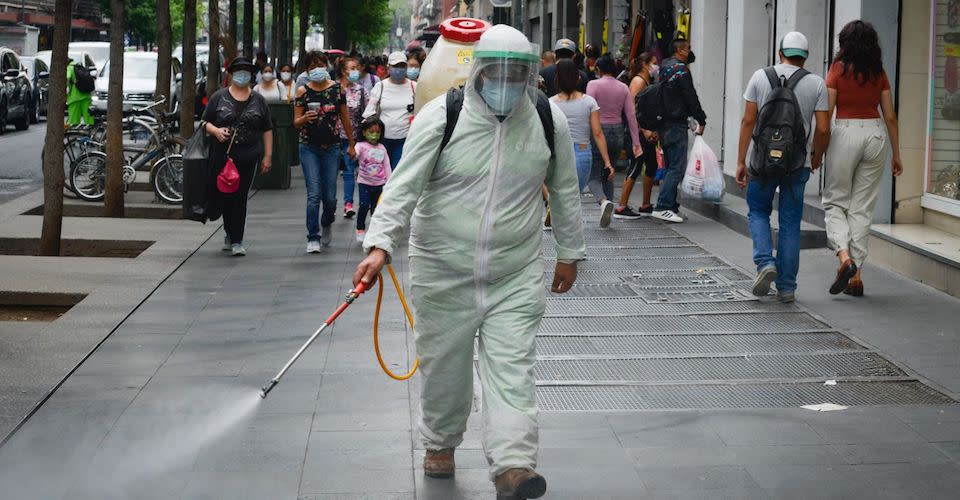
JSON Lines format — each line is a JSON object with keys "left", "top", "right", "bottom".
{"left": 69, "top": 98, "right": 186, "bottom": 203}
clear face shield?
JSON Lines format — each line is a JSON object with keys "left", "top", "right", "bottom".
{"left": 465, "top": 43, "right": 540, "bottom": 118}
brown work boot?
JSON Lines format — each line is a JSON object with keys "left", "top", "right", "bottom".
{"left": 423, "top": 448, "right": 455, "bottom": 478}
{"left": 495, "top": 468, "right": 547, "bottom": 499}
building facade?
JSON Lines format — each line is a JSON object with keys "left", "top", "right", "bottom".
{"left": 0, "top": 0, "right": 108, "bottom": 51}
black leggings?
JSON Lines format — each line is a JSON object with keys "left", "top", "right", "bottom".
{"left": 357, "top": 183, "right": 383, "bottom": 231}
{"left": 214, "top": 144, "right": 259, "bottom": 244}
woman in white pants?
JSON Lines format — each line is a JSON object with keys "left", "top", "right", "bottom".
{"left": 823, "top": 20, "right": 902, "bottom": 297}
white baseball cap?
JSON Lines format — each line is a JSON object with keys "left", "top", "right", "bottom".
{"left": 387, "top": 51, "right": 407, "bottom": 66}
{"left": 780, "top": 31, "right": 809, "bottom": 59}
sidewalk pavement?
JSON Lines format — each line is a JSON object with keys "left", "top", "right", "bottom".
{"left": 0, "top": 173, "right": 958, "bottom": 499}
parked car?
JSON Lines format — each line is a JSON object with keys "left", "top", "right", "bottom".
{"left": 68, "top": 41, "right": 110, "bottom": 73}
{"left": 174, "top": 45, "right": 221, "bottom": 119}
{"left": 91, "top": 52, "right": 182, "bottom": 113}
{"left": 19, "top": 56, "right": 49, "bottom": 123}
{"left": 35, "top": 50, "right": 98, "bottom": 76}
{"left": 0, "top": 46, "right": 32, "bottom": 133}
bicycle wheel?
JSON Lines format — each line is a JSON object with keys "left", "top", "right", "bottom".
{"left": 70, "top": 151, "right": 107, "bottom": 202}
{"left": 124, "top": 119, "right": 158, "bottom": 159}
{"left": 151, "top": 154, "right": 183, "bottom": 204}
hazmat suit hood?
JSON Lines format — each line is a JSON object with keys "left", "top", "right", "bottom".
{"left": 464, "top": 24, "right": 540, "bottom": 120}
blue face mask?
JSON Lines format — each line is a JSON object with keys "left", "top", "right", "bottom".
{"left": 347, "top": 70, "right": 361, "bottom": 83}
{"left": 479, "top": 80, "right": 527, "bottom": 115}
{"left": 308, "top": 67, "right": 329, "bottom": 83}
{"left": 389, "top": 67, "right": 406, "bottom": 82}
{"left": 231, "top": 70, "right": 252, "bottom": 87}
{"left": 406, "top": 68, "right": 420, "bottom": 80}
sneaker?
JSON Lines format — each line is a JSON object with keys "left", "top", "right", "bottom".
{"left": 222, "top": 235, "right": 231, "bottom": 251}
{"left": 638, "top": 205, "right": 654, "bottom": 217}
{"left": 652, "top": 209, "right": 684, "bottom": 223}
{"left": 355, "top": 230, "right": 365, "bottom": 243}
{"left": 778, "top": 291, "right": 796, "bottom": 303}
{"left": 321, "top": 226, "right": 333, "bottom": 247}
{"left": 230, "top": 243, "right": 246, "bottom": 256}
{"left": 344, "top": 202, "right": 356, "bottom": 219}
{"left": 752, "top": 265, "right": 778, "bottom": 296}
{"left": 613, "top": 206, "right": 643, "bottom": 220}
{"left": 599, "top": 200, "right": 614, "bottom": 228}
{"left": 306, "top": 240, "right": 321, "bottom": 253}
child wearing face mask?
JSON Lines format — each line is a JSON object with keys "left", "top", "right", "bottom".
{"left": 353, "top": 117, "right": 392, "bottom": 242}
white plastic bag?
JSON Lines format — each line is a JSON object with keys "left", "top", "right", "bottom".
{"left": 681, "top": 136, "right": 724, "bottom": 203}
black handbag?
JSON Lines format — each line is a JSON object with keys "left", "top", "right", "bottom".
{"left": 182, "top": 121, "right": 214, "bottom": 222}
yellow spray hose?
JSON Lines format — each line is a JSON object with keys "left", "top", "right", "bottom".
{"left": 373, "top": 264, "right": 420, "bottom": 380}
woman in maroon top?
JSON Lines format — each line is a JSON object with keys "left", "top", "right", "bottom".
{"left": 822, "top": 20, "right": 902, "bottom": 297}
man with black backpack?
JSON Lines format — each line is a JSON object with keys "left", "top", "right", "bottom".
{"left": 651, "top": 36, "right": 707, "bottom": 223}
{"left": 66, "top": 58, "right": 95, "bottom": 126}
{"left": 735, "top": 31, "right": 830, "bottom": 302}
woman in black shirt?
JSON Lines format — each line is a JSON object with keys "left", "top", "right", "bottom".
{"left": 294, "top": 51, "right": 356, "bottom": 252}
{"left": 203, "top": 57, "right": 274, "bottom": 256}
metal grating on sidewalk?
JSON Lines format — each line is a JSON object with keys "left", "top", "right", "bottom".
{"left": 638, "top": 290, "right": 756, "bottom": 303}
{"left": 535, "top": 333, "right": 866, "bottom": 357}
{"left": 543, "top": 236, "right": 695, "bottom": 248}
{"left": 534, "top": 353, "right": 906, "bottom": 383}
{"left": 538, "top": 312, "right": 831, "bottom": 334}
{"left": 541, "top": 244, "right": 700, "bottom": 259}
{"left": 544, "top": 298, "right": 793, "bottom": 316}
{"left": 543, "top": 268, "right": 750, "bottom": 285}
{"left": 536, "top": 382, "right": 956, "bottom": 411}
{"left": 558, "top": 257, "right": 728, "bottom": 272}
{"left": 550, "top": 284, "right": 639, "bottom": 298}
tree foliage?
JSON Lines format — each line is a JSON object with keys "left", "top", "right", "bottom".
{"left": 316, "top": 0, "right": 392, "bottom": 51}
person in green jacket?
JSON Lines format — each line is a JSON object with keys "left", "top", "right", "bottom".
{"left": 66, "top": 59, "right": 93, "bottom": 126}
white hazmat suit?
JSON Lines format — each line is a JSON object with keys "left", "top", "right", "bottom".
{"left": 362, "top": 25, "right": 586, "bottom": 480}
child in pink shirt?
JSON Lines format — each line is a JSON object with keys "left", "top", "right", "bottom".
{"left": 354, "top": 118, "right": 393, "bottom": 242}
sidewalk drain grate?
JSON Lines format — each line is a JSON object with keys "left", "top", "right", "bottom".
{"left": 545, "top": 236, "right": 694, "bottom": 248}
{"left": 541, "top": 244, "right": 699, "bottom": 258}
{"left": 550, "top": 284, "right": 638, "bottom": 298}
{"left": 536, "top": 382, "right": 957, "bottom": 411}
{"left": 534, "top": 353, "right": 906, "bottom": 383}
{"left": 539, "top": 313, "right": 830, "bottom": 334}
{"left": 579, "top": 228, "right": 679, "bottom": 239}
{"left": 543, "top": 268, "right": 750, "bottom": 285}
{"left": 639, "top": 290, "right": 756, "bottom": 303}
{"left": 535, "top": 333, "right": 866, "bottom": 357}
{"left": 560, "top": 257, "right": 728, "bottom": 272}
{"left": 544, "top": 298, "right": 794, "bottom": 316}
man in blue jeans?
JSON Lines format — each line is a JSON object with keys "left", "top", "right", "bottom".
{"left": 653, "top": 36, "right": 707, "bottom": 223}
{"left": 736, "top": 32, "right": 830, "bottom": 302}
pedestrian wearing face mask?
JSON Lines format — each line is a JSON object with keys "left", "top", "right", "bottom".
{"left": 354, "top": 25, "right": 584, "bottom": 498}
{"left": 294, "top": 51, "right": 357, "bottom": 253}
{"left": 406, "top": 55, "right": 421, "bottom": 81}
{"left": 359, "top": 57, "right": 381, "bottom": 95}
{"left": 253, "top": 65, "right": 288, "bottom": 103}
{"left": 202, "top": 57, "right": 274, "bottom": 256}
{"left": 353, "top": 117, "right": 392, "bottom": 242}
{"left": 362, "top": 51, "right": 416, "bottom": 170}
{"left": 615, "top": 52, "right": 660, "bottom": 218}
{"left": 652, "top": 36, "right": 707, "bottom": 224}
{"left": 278, "top": 64, "right": 296, "bottom": 102}
{"left": 338, "top": 57, "right": 370, "bottom": 219}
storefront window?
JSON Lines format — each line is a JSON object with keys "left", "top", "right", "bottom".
{"left": 928, "top": 0, "right": 960, "bottom": 210}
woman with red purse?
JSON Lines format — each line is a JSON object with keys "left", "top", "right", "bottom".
{"left": 203, "top": 57, "right": 274, "bottom": 257}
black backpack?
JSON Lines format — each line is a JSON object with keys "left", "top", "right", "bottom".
{"left": 749, "top": 67, "right": 809, "bottom": 179}
{"left": 74, "top": 64, "right": 96, "bottom": 93}
{"left": 634, "top": 80, "right": 668, "bottom": 131}
{"left": 440, "top": 87, "right": 555, "bottom": 158}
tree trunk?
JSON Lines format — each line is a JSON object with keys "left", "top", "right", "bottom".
{"left": 243, "top": 0, "right": 254, "bottom": 58}
{"left": 180, "top": 0, "right": 197, "bottom": 137}
{"left": 229, "top": 0, "right": 238, "bottom": 59}
{"left": 271, "top": 0, "right": 280, "bottom": 66}
{"left": 155, "top": 0, "right": 173, "bottom": 109}
{"left": 258, "top": 0, "right": 266, "bottom": 59}
{"left": 208, "top": 0, "right": 221, "bottom": 98}
{"left": 38, "top": 0, "right": 72, "bottom": 256}
{"left": 104, "top": 0, "right": 126, "bottom": 218}
{"left": 298, "top": 0, "right": 308, "bottom": 56}
{"left": 287, "top": 0, "right": 294, "bottom": 63}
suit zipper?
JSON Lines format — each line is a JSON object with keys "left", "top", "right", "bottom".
{"left": 476, "top": 122, "right": 503, "bottom": 311}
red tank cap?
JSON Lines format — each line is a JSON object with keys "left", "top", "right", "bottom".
{"left": 439, "top": 18, "right": 490, "bottom": 43}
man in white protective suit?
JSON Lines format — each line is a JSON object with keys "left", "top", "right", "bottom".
{"left": 352, "top": 24, "right": 585, "bottom": 500}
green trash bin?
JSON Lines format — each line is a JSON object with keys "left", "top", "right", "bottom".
{"left": 253, "top": 102, "right": 294, "bottom": 189}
